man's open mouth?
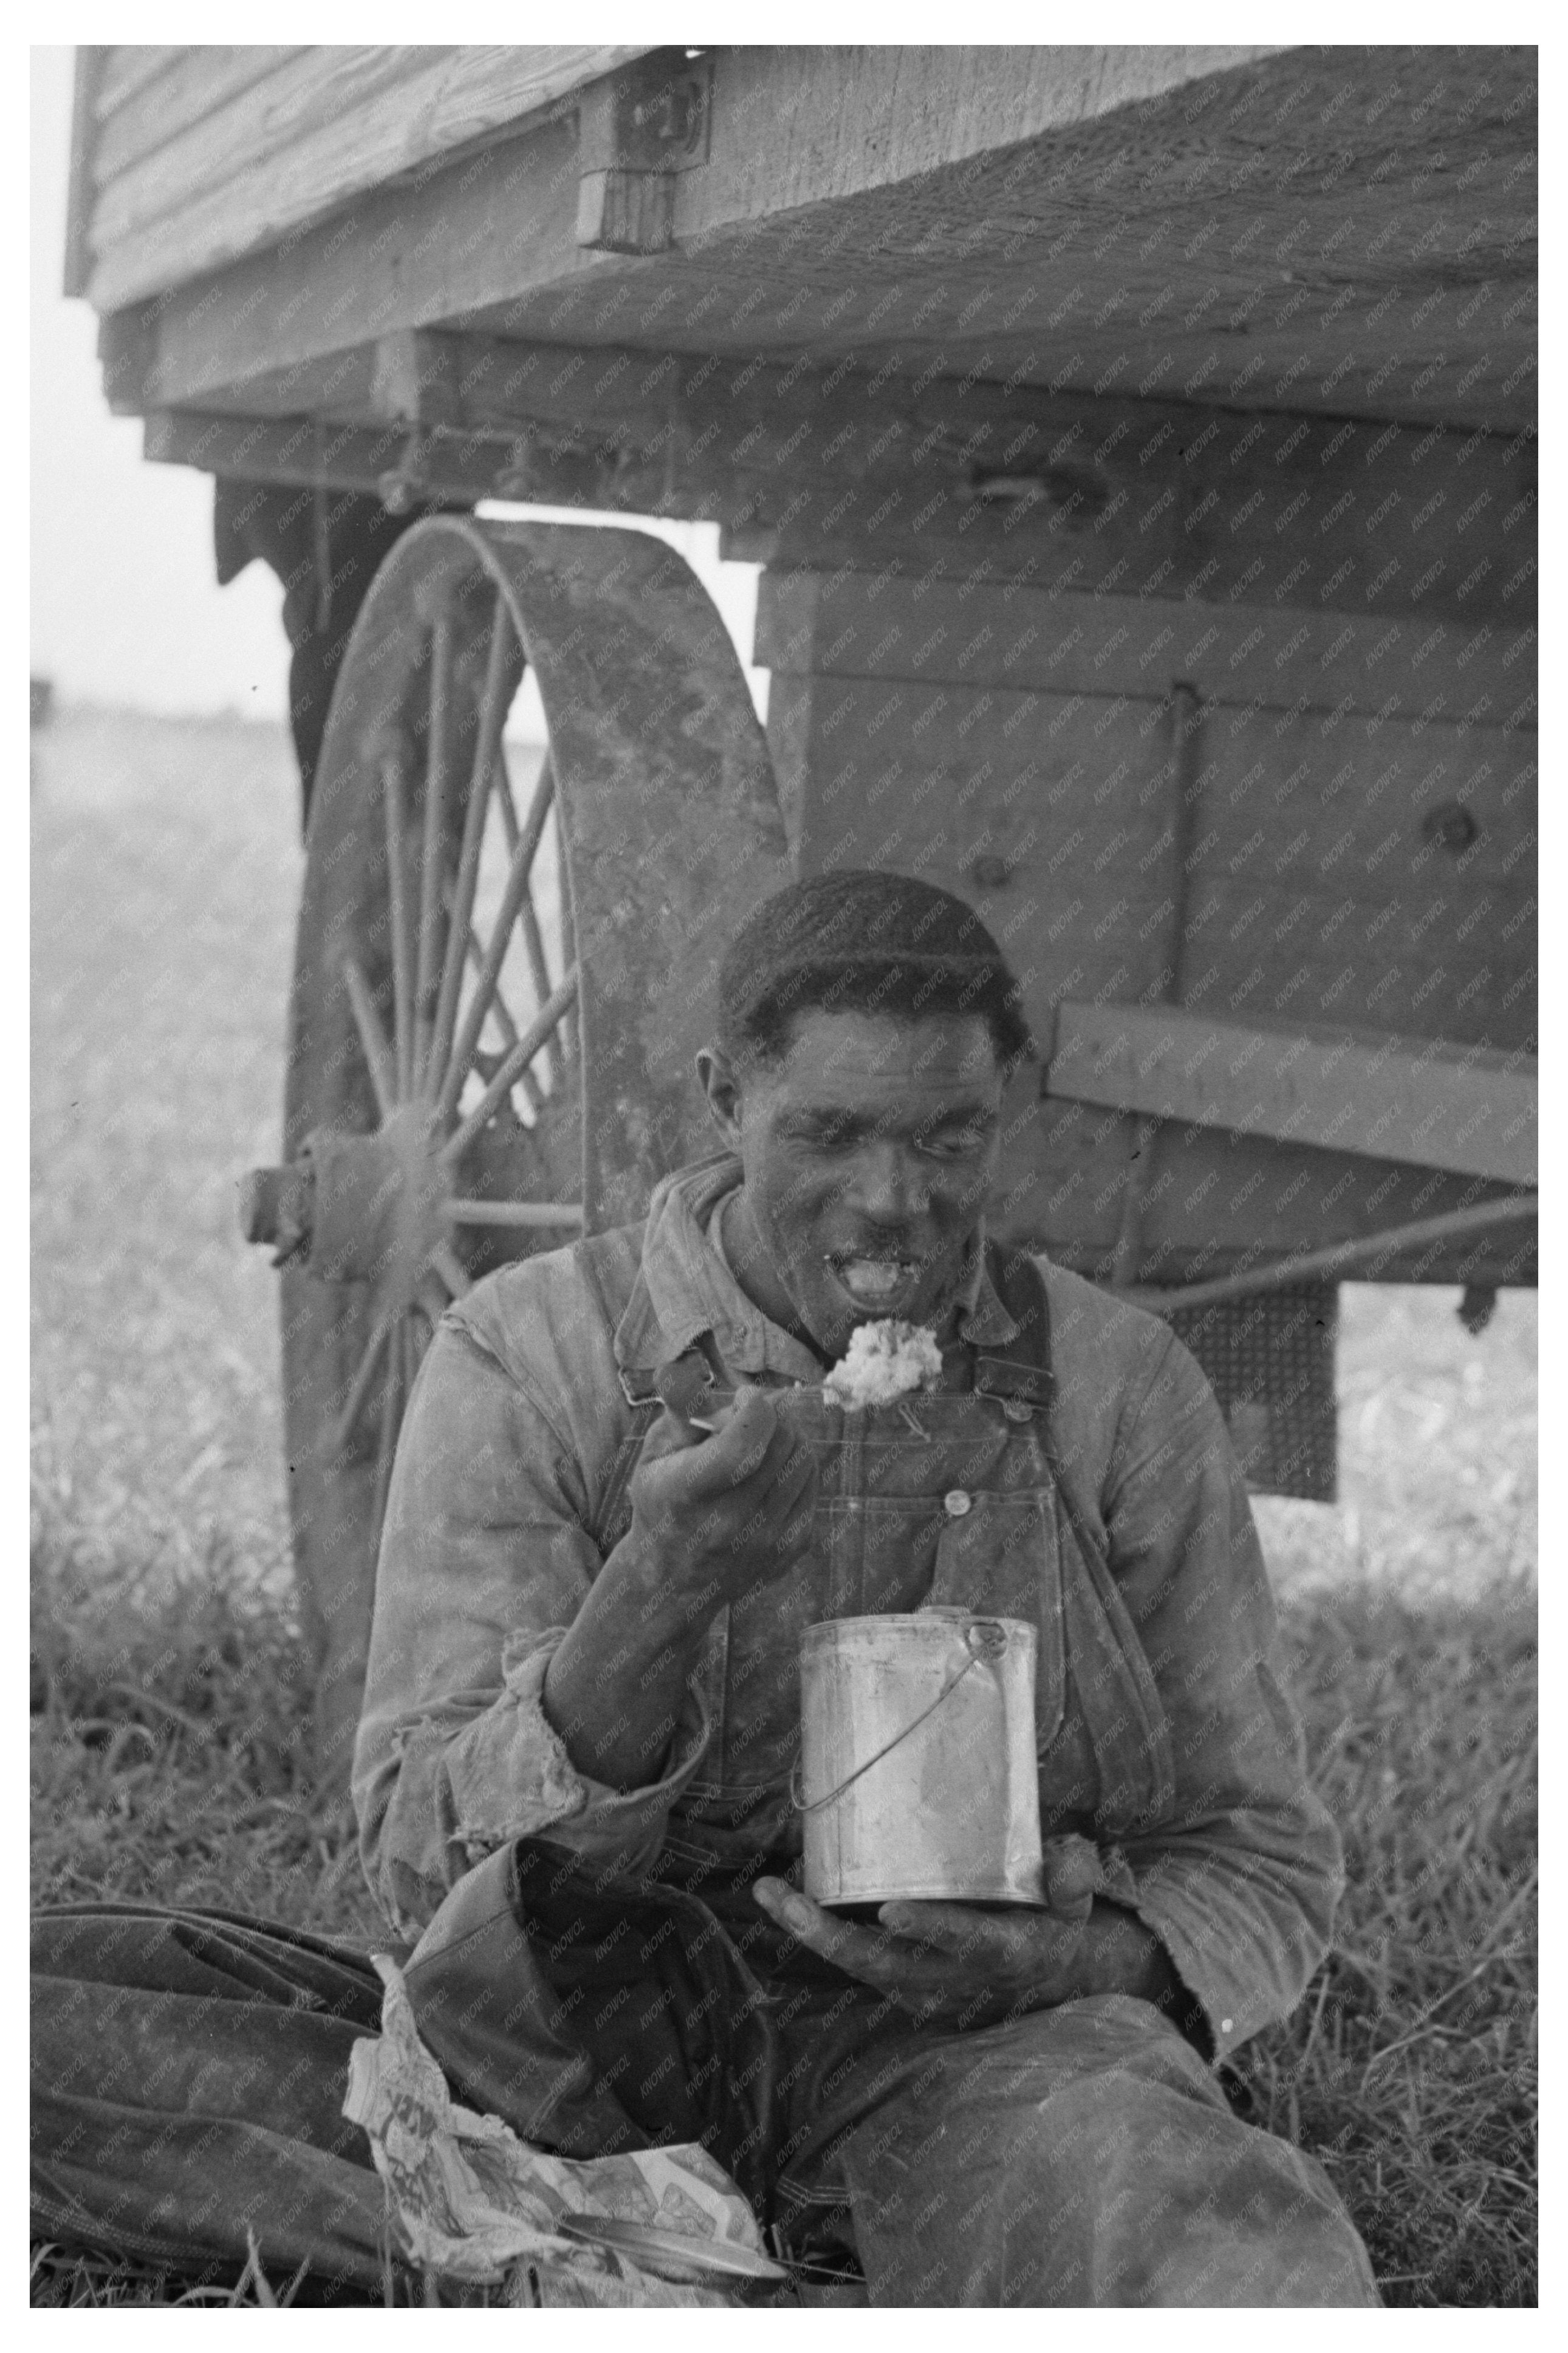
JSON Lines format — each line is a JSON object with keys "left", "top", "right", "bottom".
{"left": 826, "top": 1254, "right": 923, "bottom": 1310}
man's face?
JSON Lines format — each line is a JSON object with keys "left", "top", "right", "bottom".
{"left": 701, "top": 1006, "right": 1006, "bottom": 1358}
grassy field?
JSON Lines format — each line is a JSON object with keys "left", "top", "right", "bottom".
{"left": 30, "top": 709, "right": 1536, "bottom": 2306}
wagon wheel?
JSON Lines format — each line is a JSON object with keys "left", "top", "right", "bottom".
{"left": 244, "top": 517, "right": 793, "bottom": 1784}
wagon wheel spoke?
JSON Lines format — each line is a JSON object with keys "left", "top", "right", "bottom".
{"left": 432, "top": 1241, "right": 472, "bottom": 1299}
{"left": 330, "top": 1304, "right": 397, "bottom": 1455}
{"left": 440, "top": 882, "right": 546, "bottom": 1118}
{"left": 447, "top": 1199, "right": 586, "bottom": 1230}
{"left": 433, "top": 752, "right": 557, "bottom": 1125}
{"left": 406, "top": 1305, "right": 433, "bottom": 1386}
{"left": 325, "top": 586, "right": 586, "bottom": 1475}
{"left": 518, "top": 892, "right": 566, "bottom": 1093}
{"left": 371, "top": 1322, "right": 408, "bottom": 1537}
{"left": 501, "top": 748, "right": 561, "bottom": 894}
{"left": 335, "top": 1279, "right": 451, "bottom": 1463}
{"left": 493, "top": 748, "right": 522, "bottom": 854}
{"left": 382, "top": 752, "right": 416, "bottom": 1101}
{"left": 439, "top": 967, "right": 579, "bottom": 1165}
{"left": 472, "top": 743, "right": 567, "bottom": 1092}
{"left": 426, "top": 593, "right": 511, "bottom": 1094}
{"left": 414, "top": 1272, "right": 457, "bottom": 1335}
{"left": 342, "top": 953, "right": 397, "bottom": 1123}
{"left": 413, "top": 607, "right": 454, "bottom": 1089}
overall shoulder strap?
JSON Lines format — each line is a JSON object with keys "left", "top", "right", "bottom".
{"left": 570, "top": 1230, "right": 717, "bottom": 1558}
{"left": 981, "top": 1249, "right": 1175, "bottom": 1824}
{"left": 979, "top": 1246, "right": 1110, "bottom": 1577}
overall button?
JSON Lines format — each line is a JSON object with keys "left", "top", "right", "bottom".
{"left": 943, "top": 1489, "right": 973, "bottom": 1517}
{"left": 1001, "top": 1397, "right": 1034, "bottom": 1423}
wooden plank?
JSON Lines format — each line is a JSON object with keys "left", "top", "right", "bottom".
{"left": 790, "top": 673, "right": 1199, "bottom": 1026}
{"left": 136, "top": 320, "right": 1536, "bottom": 628}
{"left": 530, "top": 44, "right": 1536, "bottom": 438}
{"left": 996, "top": 1096, "right": 1536, "bottom": 1283}
{"left": 1179, "top": 714, "right": 1536, "bottom": 1049}
{"left": 94, "top": 49, "right": 307, "bottom": 182}
{"left": 91, "top": 49, "right": 464, "bottom": 246}
{"left": 663, "top": 44, "right": 1535, "bottom": 437}
{"left": 92, "top": 43, "right": 1262, "bottom": 298}
{"left": 1125, "top": 1192, "right": 1536, "bottom": 1313}
{"left": 461, "top": 342, "right": 1534, "bottom": 624}
{"left": 94, "top": 48, "right": 182, "bottom": 116}
{"left": 63, "top": 48, "right": 106, "bottom": 299}
{"left": 756, "top": 571, "right": 1536, "bottom": 732}
{"left": 394, "top": 45, "right": 656, "bottom": 161}
{"left": 140, "top": 410, "right": 547, "bottom": 506}
{"left": 782, "top": 673, "right": 1530, "bottom": 1050}
{"left": 780, "top": 661, "right": 1536, "bottom": 1279}
{"left": 87, "top": 45, "right": 656, "bottom": 307}
{"left": 722, "top": 392, "right": 1539, "bottom": 616}
{"left": 682, "top": 45, "right": 1279, "bottom": 223}
{"left": 1046, "top": 1003, "right": 1537, "bottom": 1184}
{"left": 92, "top": 46, "right": 1536, "bottom": 442}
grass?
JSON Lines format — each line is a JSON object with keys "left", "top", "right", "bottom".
{"left": 1235, "top": 1581, "right": 1536, "bottom": 2306}
{"left": 29, "top": 1529, "right": 377, "bottom": 1945}
{"left": 30, "top": 1485, "right": 1537, "bottom": 2308}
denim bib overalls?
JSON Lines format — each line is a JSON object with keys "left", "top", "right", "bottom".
{"left": 595, "top": 1245, "right": 1176, "bottom": 1888}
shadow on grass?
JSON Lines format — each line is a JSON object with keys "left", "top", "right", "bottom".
{"left": 30, "top": 1505, "right": 1536, "bottom": 2308}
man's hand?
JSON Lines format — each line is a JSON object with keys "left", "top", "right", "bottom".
{"left": 753, "top": 1841, "right": 1182, "bottom": 2030}
{"left": 626, "top": 1384, "right": 818, "bottom": 1616}
{"left": 542, "top": 1385, "right": 815, "bottom": 1798}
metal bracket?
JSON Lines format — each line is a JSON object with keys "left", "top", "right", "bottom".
{"left": 576, "top": 50, "right": 713, "bottom": 255}
{"left": 578, "top": 50, "right": 713, "bottom": 174}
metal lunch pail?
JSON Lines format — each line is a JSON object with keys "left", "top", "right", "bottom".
{"left": 798, "top": 1608, "right": 1046, "bottom": 1907}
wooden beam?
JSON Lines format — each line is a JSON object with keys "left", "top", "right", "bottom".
{"left": 84, "top": 46, "right": 659, "bottom": 311}
{"left": 94, "top": 48, "right": 181, "bottom": 115}
{"left": 756, "top": 569, "right": 1535, "bottom": 733}
{"left": 88, "top": 46, "right": 1270, "bottom": 314}
{"left": 1045, "top": 1003, "right": 1536, "bottom": 1185}
{"left": 139, "top": 321, "right": 1537, "bottom": 624}
{"left": 93, "top": 48, "right": 306, "bottom": 183}
{"left": 93, "top": 48, "right": 1536, "bottom": 441}
{"left": 140, "top": 410, "right": 546, "bottom": 507}
{"left": 1123, "top": 1192, "right": 1536, "bottom": 1312}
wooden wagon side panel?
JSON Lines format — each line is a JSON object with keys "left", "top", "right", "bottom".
{"left": 764, "top": 566, "right": 1535, "bottom": 1286}
{"left": 79, "top": 43, "right": 656, "bottom": 311}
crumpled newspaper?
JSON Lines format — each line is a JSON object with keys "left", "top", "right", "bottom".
{"left": 342, "top": 1956, "right": 770, "bottom": 2307}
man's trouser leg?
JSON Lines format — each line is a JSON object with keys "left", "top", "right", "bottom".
{"left": 402, "top": 1842, "right": 784, "bottom": 2217}
{"left": 780, "top": 1992, "right": 1381, "bottom": 2306}
{"left": 32, "top": 1905, "right": 394, "bottom": 2296}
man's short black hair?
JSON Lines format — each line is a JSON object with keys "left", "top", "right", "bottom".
{"left": 716, "top": 869, "right": 1036, "bottom": 1076}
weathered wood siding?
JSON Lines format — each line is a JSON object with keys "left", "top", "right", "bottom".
{"left": 759, "top": 546, "right": 1536, "bottom": 1284}
{"left": 78, "top": 45, "right": 653, "bottom": 311}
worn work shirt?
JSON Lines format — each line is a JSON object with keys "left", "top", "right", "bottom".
{"left": 354, "top": 1152, "right": 1343, "bottom": 2064}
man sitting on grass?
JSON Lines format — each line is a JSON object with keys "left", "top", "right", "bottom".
{"left": 33, "top": 870, "right": 1380, "bottom": 2304}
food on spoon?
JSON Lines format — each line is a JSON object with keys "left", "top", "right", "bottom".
{"left": 823, "top": 1319, "right": 943, "bottom": 1410}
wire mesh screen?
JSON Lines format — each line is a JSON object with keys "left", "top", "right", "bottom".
{"left": 1160, "top": 1283, "right": 1338, "bottom": 1503}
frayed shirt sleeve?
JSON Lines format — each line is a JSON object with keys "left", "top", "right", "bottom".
{"left": 352, "top": 1322, "right": 711, "bottom": 1939}
{"left": 1089, "top": 1333, "right": 1344, "bottom": 2064}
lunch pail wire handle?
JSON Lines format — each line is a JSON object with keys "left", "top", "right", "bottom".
{"left": 789, "top": 1618, "right": 1009, "bottom": 1815}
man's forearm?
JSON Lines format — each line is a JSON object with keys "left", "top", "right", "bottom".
{"left": 541, "top": 1538, "right": 710, "bottom": 1792}
{"left": 1053, "top": 1902, "right": 1209, "bottom": 2050}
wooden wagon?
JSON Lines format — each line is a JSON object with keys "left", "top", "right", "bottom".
{"left": 65, "top": 44, "right": 1538, "bottom": 1771}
